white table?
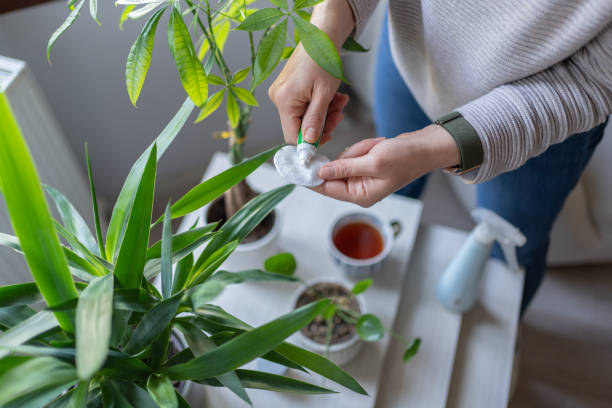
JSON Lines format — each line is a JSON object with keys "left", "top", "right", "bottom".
{"left": 183, "top": 153, "right": 523, "bottom": 407}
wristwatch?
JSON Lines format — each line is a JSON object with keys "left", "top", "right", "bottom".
{"left": 434, "top": 111, "right": 483, "bottom": 175}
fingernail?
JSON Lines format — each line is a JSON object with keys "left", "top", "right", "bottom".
{"left": 319, "top": 165, "right": 335, "bottom": 179}
{"left": 304, "top": 128, "right": 317, "bottom": 143}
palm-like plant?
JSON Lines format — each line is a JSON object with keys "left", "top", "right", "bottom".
{"left": 0, "top": 92, "right": 365, "bottom": 406}
{"left": 46, "top": 0, "right": 367, "bottom": 238}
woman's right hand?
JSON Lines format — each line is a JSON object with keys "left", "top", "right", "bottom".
{"left": 267, "top": 0, "right": 355, "bottom": 145}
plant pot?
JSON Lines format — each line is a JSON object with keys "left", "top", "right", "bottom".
{"left": 289, "top": 278, "right": 365, "bottom": 367}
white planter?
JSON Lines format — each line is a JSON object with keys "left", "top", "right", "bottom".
{"left": 289, "top": 278, "right": 365, "bottom": 367}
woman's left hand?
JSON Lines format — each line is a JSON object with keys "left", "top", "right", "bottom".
{"left": 312, "top": 125, "right": 461, "bottom": 207}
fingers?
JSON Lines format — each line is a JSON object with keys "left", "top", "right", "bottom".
{"left": 338, "top": 137, "right": 386, "bottom": 159}
{"left": 319, "top": 155, "right": 378, "bottom": 180}
{"left": 278, "top": 113, "right": 302, "bottom": 145}
{"left": 301, "top": 88, "right": 334, "bottom": 143}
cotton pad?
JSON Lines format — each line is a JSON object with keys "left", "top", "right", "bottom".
{"left": 274, "top": 145, "right": 329, "bottom": 187}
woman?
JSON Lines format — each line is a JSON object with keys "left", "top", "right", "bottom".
{"left": 268, "top": 0, "right": 612, "bottom": 313}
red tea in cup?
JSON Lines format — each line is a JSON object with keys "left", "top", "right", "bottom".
{"left": 332, "top": 222, "right": 384, "bottom": 260}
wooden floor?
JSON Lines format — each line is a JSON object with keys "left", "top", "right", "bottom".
{"left": 509, "top": 264, "right": 612, "bottom": 408}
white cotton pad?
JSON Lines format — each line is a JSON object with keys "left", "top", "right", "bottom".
{"left": 273, "top": 145, "right": 329, "bottom": 187}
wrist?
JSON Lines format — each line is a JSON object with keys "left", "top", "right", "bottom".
{"left": 310, "top": 0, "right": 355, "bottom": 49}
{"left": 399, "top": 125, "right": 460, "bottom": 170}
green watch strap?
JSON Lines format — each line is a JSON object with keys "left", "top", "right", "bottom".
{"left": 434, "top": 111, "right": 483, "bottom": 171}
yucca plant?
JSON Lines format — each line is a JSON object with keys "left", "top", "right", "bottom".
{"left": 46, "top": 0, "right": 367, "bottom": 240}
{"left": 0, "top": 90, "right": 366, "bottom": 406}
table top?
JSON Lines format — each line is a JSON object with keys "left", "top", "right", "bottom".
{"left": 181, "top": 153, "right": 523, "bottom": 408}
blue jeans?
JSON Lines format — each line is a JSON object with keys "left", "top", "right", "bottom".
{"left": 374, "top": 18, "right": 607, "bottom": 314}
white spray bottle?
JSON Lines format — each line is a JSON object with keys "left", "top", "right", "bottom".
{"left": 436, "top": 208, "right": 526, "bottom": 313}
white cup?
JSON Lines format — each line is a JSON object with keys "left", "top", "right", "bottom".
{"left": 328, "top": 212, "right": 401, "bottom": 279}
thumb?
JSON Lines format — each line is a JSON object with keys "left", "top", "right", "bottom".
{"left": 319, "top": 156, "right": 376, "bottom": 180}
{"left": 301, "top": 88, "right": 332, "bottom": 143}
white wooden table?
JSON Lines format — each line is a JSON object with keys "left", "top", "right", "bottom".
{"left": 182, "top": 153, "right": 523, "bottom": 407}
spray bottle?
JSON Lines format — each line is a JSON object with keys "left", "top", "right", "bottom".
{"left": 436, "top": 208, "right": 526, "bottom": 313}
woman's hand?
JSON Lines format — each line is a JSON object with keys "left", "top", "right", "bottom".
{"left": 312, "top": 125, "right": 461, "bottom": 207}
{"left": 268, "top": 0, "right": 355, "bottom": 145}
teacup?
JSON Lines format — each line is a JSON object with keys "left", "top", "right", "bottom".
{"left": 328, "top": 212, "right": 401, "bottom": 278}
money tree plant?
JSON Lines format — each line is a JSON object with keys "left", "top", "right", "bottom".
{"left": 0, "top": 92, "right": 366, "bottom": 406}
{"left": 46, "top": 0, "right": 367, "bottom": 239}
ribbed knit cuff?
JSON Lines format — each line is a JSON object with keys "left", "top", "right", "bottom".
{"left": 345, "top": 0, "right": 378, "bottom": 37}
{"left": 434, "top": 112, "right": 483, "bottom": 172}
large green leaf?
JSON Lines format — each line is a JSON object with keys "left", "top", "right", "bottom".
{"left": 0, "top": 357, "right": 77, "bottom": 406}
{"left": 292, "top": 0, "right": 324, "bottom": 9}
{"left": 163, "top": 299, "right": 329, "bottom": 380}
{"left": 176, "top": 321, "right": 250, "bottom": 405}
{"left": 85, "top": 143, "right": 106, "bottom": 259}
{"left": 146, "top": 374, "right": 178, "bottom": 408}
{"left": 101, "top": 379, "right": 136, "bottom": 407}
{"left": 264, "top": 253, "right": 297, "bottom": 276}
{"left": 232, "top": 87, "right": 258, "bottom": 106}
{"left": 0, "top": 94, "right": 77, "bottom": 332}
{"left": 160, "top": 145, "right": 282, "bottom": 222}
{"left": 168, "top": 7, "right": 208, "bottom": 106}
{"left": 226, "top": 91, "right": 240, "bottom": 129}
{"left": 198, "top": 369, "right": 335, "bottom": 394}
{"left": 194, "top": 89, "right": 225, "bottom": 123}
{"left": 192, "top": 184, "right": 295, "bottom": 274}
{"left": 53, "top": 220, "right": 109, "bottom": 275}
{"left": 193, "top": 305, "right": 367, "bottom": 394}
{"left": 0, "top": 283, "right": 42, "bottom": 307}
{"left": 236, "top": 8, "right": 284, "bottom": 31}
{"left": 0, "top": 310, "right": 58, "bottom": 359}
{"left": 172, "top": 253, "right": 193, "bottom": 295}
{"left": 147, "top": 223, "right": 217, "bottom": 260}
{"left": 114, "top": 380, "right": 158, "bottom": 408}
{"left": 0, "top": 305, "right": 35, "bottom": 329}
{"left": 76, "top": 274, "right": 114, "bottom": 380}
{"left": 126, "top": 7, "right": 166, "bottom": 106}
{"left": 113, "top": 145, "right": 157, "bottom": 289}
{"left": 253, "top": 19, "right": 287, "bottom": 86}
{"left": 161, "top": 203, "right": 173, "bottom": 298}
{"left": 268, "top": 0, "right": 288, "bottom": 10}
{"left": 106, "top": 97, "right": 194, "bottom": 262}
{"left": 187, "top": 240, "right": 238, "bottom": 287}
{"left": 47, "top": 0, "right": 85, "bottom": 62}
{"left": 124, "top": 293, "right": 182, "bottom": 355}
{"left": 45, "top": 185, "right": 99, "bottom": 256}
{"left": 291, "top": 14, "right": 345, "bottom": 80}
{"left": 342, "top": 36, "right": 368, "bottom": 53}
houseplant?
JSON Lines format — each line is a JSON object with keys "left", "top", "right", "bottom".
{"left": 46, "top": 0, "right": 367, "bottom": 244}
{"left": 0, "top": 93, "right": 367, "bottom": 406}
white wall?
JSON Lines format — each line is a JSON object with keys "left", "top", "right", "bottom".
{"left": 0, "top": 2, "right": 284, "bottom": 214}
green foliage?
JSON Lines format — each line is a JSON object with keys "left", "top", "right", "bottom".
{"left": 351, "top": 278, "right": 372, "bottom": 295}
{"left": 403, "top": 337, "right": 421, "bottom": 362}
{"left": 356, "top": 314, "right": 384, "bottom": 342}
{"left": 236, "top": 8, "right": 285, "bottom": 31}
{"left": 253, "top": 19, "right": 287, "bottom": 86}
{"left": 47, "top": 0, "right": 85, "bottom": 62}
{"left": 264, "top": 252, "right": 297, "bottom": 276}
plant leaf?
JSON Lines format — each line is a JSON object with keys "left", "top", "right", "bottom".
{"left": 231, "top": 67, "right": 250, "bottom": 84}
{"left": 161, "top": 202, "right": 173, "bottom": 298}
{"left": 236, "top": 8, "right": 284, "bottom": 31}
{"left": 147, "top": 374, "right": 178, "bottom": 408}
{"left": 194, "top": 89, "right": 225, "bottom": 123}
{"left": 172, "top": 253, "right": 193, "bottom": 295}
{"left": 351, "top": 278, "right": 372, "bottom": 295}
{"left": 291, "top": 14, "right": 344, "bottom": 80}
{"left": 113, "top": 145, "right": 157, "bottom": 289}
{"left": 281, "top": 46, "right": 294, "bottom": 59}
{"left": 119, "top": 5, "right": 136, "bottom": 29}
{"left": 206, "top": 74, "right": 225, "bottom": 85}
{"left": 176, "top": 321, "right": 251, "bottom": 405}
{"left": 198, "top": 369, "right": 336, "bottom": 394}
{"left": 198, "top": 20, "right": 231, "bottom": 60}
{"left": 53, "top": 220, "right": 109, "bottom": 275}
{"left": 0, "top": 310, "right": 58, "bottom": 359}
{"left": 226, "top": 91, "right": 240, "bottom": 128}
{"left": 292, "top": 0, "right": 324, "bottom": 10}
{"left": 168, "top": 7, "right": 208, "bottom": 106}
{"left": 253, "top": 19, "right": 287, "bottom": 86}
{"left": 192, "top": 184, "right": 294, "bottom": 274}
{"left": 106, "top": 97, "right": 194, "bottom": 262}
{"left": 101, "top": 378, "right": 136, "bottom": 407}
{"left": 45, "top": 184, "right": 99, "bottom": 256}
{"left": 356, "top": 314, "right": 384, "bottom": 342}
{"left": 126, "top": 7, "right": 166, "bottom": 106}
{"left": 85, "top": 143, "right": 106, "bottom": 260}
{"left": 123, "top": 293, "right": 182, "bottom": 355}
{"left": 128, "top": 2, "right": 162, "bottom": 19}
{"left": 232, "top": 87, "right": 258, "bottom": 106}
{"left": 342, "top": 36, "right": 368, "bottom": 52}
{"left": 0, "top": 94, "right": 78, "bottom": 331}
{"left": 264, "top": 253, "right": 297, "bottom": 276}
{"left": 403, "top": 337, "right": 421, "bottom": 362}
{"left": 76, "top": 274, "right": 114, "bottom": 380}
{"left": 321, "top": 303, "right": 337, "bottom": 320}
{"left": 89, "top": 0, "right": 99, "bottom": 24}
{"left": 268, "top": 0, "right": 288, "bottom": 10}
{"left": 161, "top": 145, "right": 282, "bottom": 221}
{"left": 187, "top": 240, "right": 238, "bottom": 287}
{"left": 163, "top": 299, "right": 329, "bottom": 380}
{"left": 113, "top": 380, "right": 159, "bottom": 408}
{"left": 147, "top": 223, "right": 218, "bottom": 260}
{"left": 47, "top": 0, "right": 85, "bottom": 62}
{"left": 0, "top": 283, "right": 42, "bottom": 307}
{"left": 0, "top": 357, "right": 77, "bottom": 406}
